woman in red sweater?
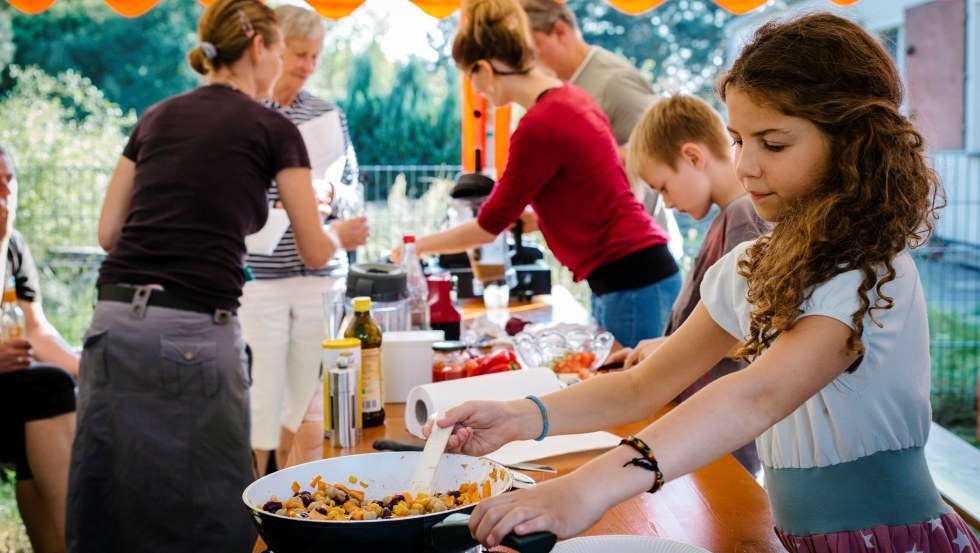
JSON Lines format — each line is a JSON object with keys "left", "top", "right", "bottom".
{"left": 403, "top": 0, "right": 679, "bottom": 347}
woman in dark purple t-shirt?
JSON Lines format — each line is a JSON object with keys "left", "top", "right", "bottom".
{"left": 65, "top": 2, "right": 368, "bottom": 551}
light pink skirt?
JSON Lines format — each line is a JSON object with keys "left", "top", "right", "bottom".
{"left": 776, "top": 512, "right": 980, "bottom": 552}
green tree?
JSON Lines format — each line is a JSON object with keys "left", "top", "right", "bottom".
{"left": 2, "top": 0, "right": 201, "bottom": 114}
{"left": 568, "top": 0, "right": 731, "bottom": 98}
{"left": 0, "top": 64, "right": 133, "bottom": 344}
{"left": 336, "top": 46, "right": 459, "bottom": 166}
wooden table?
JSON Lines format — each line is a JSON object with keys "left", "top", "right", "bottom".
{"left": 255, "top": 289, "right": 783, "bottom": 552}
{"left": 312, "top": 404, "right": 782, "bottom": 553}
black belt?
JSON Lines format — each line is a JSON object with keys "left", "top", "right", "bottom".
{"left": 586, "top": 244, "right": 679, "bottom": 296}
{"left": 98, "top": 285, "right": 215, "bottom": 315}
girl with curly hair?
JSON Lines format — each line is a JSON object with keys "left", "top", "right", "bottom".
{"left": 427, "top": 12, "right": 980, "bottom": 551}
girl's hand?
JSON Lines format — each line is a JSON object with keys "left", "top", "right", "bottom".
{"left": 422, "top": 400, "right": 528, "bottom": 456}
{"left": 389, "top": 244, "right": 403, "bottom": 265}
{"left": 468, "top": 475, "right": 602, "bottom": 547}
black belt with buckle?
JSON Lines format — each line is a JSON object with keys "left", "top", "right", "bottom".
{"left": 98, "top": 285, "right": 215, "bottom": 315}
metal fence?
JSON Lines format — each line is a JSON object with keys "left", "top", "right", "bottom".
{"left": 13, "top": 160, "right": 980, "bottom": 440}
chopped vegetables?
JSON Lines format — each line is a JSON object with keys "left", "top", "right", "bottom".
{"left": 549, "top": 352, "right": 596, "bottom": 374}
{"left": 260, "top": 477, "right": 494, "bottom": 521}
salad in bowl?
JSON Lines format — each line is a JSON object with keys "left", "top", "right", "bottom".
{"left": 513, "top": 323, "right": 614, "bottom": 382}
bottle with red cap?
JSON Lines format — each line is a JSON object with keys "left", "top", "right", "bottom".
{"left": 401, "top": 234, "right": 430, "bottom": 331}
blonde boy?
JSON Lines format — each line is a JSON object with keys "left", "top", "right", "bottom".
{"left": 614, "top": 94, "right": 767, "bottom": 471}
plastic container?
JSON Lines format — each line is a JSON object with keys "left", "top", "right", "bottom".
{"left": 401, "top": 235, "right": 430, "bottom": 331}
{"left": 428, "top": 274, "right": 462, "bottom": 341}
{"left": 380, "top": 330, "right": 445, "bottom": 402}
{"left": 322, "top": 338, "right": 361, "bottom": 438}
{"left": 0, "top": 289, "right": 24, "bottom": 341}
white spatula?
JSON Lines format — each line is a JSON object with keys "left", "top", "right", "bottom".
{"left": 406, "top": 413, "right": 454, "bottom": 496}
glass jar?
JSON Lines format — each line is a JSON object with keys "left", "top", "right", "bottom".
{"left": 431, "top": 341, "right": 471, "bottom": 382}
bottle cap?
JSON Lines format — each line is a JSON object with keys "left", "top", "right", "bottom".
{"left": 322, "top": 337, "right": 361, "bottom": 349}
{"left": 403, "top": 234, "right": 416, "bottom": 244}
{"left": 353, "top": 296, "right": 371, "bottom": 312}
{"left": 2, "top": 290, "right": 16, "bottom": 303}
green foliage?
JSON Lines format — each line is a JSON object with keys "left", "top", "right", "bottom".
{"left": 0, "top": 469, "right": 29, "bottom": 552}
{"left": 569, "top": 0, "right": 731, "bottom": 98}
{"left": 929, "top": 307, "right": 980, "bottom": 441}
{"left": 2, "top": 0, "right": 202, "bottom": 114}
{"left": 321, "top": 47, "right": 460, "bottom": 165}
{"left": 0, "top": 65, "right": 133, "bottom": 166}
{"left": 0, "top": 65, "right": 130, "bottom": 345}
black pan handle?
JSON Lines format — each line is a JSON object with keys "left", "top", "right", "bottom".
{"left": 373, "top": 439, "right": 424, "bottom": 452}
{"left": 430, "top": 514, "right": 556, "bottom": 553}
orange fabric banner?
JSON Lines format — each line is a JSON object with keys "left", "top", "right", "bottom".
{"left": 409, "top": 0, "right": 460, "bottom": 18}
{"left": 303, "top": 0, "right": 367, "bottom": 19}
{"left": 103, "top": 0, "right": 159, "bottom": 17}
{"left": 12, "top": 0, "right": 860, "bottom": 18}
{"left": 5, "top": 0, "right": 57, "bottom": 15}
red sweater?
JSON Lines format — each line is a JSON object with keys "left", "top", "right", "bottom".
{"left": 477, "top": 84, "right": 667, "bottom": 281}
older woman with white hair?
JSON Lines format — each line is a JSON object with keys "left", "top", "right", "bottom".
{"left": 241, "top": 4, "right": 367, "bottom": 476}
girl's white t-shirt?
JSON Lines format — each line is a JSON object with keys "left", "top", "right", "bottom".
{"left": 700, "top": 240, "right": 932, "bottom": 469}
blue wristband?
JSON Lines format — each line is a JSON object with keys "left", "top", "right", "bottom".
{"left": 526, "top": 395, "right": 549, "bottom": 441}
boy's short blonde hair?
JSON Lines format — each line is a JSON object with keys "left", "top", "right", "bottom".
{"left": 627, "top": 95, "right": 731, "bottom": 181}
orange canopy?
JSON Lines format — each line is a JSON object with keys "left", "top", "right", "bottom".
{"left": 8, "top": 0, "right": 862, "bottom": 18}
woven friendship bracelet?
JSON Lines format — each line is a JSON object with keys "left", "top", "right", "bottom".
{"left": 620, "top": 435, "right": 665, "bottom": 494}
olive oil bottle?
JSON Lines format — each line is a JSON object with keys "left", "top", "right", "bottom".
{"left": 344, "top": 296, "right": 385, "bottom": 427}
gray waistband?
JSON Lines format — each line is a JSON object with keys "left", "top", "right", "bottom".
{"left": 764, "top": 447, "right": 950, "bottom": 536}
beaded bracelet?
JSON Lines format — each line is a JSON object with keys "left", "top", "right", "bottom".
{"left": 620, "top": 435, "right": 665, "bottom": 494}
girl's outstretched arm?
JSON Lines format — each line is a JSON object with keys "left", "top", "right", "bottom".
{"left": 436, "top": 302, "right": 738, "bottom": 454}
{"left": 467, "top": 313, "right": 857, "bottom": 546}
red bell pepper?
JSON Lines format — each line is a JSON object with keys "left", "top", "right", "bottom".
{"left": 482, "top": 361, "right": 519, "bottom": 375}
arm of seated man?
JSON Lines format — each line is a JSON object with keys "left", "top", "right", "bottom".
{"left": 21, "top": 298, "right": 78, "bottom": 376}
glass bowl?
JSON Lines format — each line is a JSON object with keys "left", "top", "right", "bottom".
{"left": 513, "top": 323, "right": 614, "bottom": 380}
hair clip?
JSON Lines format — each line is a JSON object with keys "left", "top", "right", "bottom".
{"left": 199, "top": 42, "right": 217, "bottom": 60}
{"left": 238, "top": 8, "right": 255, "bottom": 39}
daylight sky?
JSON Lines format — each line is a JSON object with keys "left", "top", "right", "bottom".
{"left": 283, "top": 0, "right": 449, "bottom": 63}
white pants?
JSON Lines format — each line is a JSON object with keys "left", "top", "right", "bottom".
{"left": 239, "top": 276, "right": 340, "bottom": 450}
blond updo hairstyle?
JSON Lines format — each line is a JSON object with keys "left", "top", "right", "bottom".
{"left": 188, "top": 0, "right": 279, "bottom": 76}
{"left": 452, "top": 0, "right": 536, "bottom": 72}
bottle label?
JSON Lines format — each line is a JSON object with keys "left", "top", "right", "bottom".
{"left": 2, "top": 325, "right": 22, "bottom": 340}
{"left": 361, "top": 348, "right": 382, "bottom": 414}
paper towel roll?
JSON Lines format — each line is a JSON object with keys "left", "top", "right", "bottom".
{"left": 404, "top": 368, "right": 562, "bottom": 438}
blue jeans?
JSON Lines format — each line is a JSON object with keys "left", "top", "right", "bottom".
{"left": 591, "top": 272, "right": 682, "bottom": 349}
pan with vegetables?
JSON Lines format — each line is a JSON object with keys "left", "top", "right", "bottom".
{"left": 243, "top": 451, "right": 556, "bottom": 553}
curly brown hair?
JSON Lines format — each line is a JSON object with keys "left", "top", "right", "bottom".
{"left": 717, "top": 13, "right": 944, "bottom": 361}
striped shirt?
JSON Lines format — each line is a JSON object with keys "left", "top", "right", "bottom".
{"left": 246, "top": 89, "right": 359, "bottom": 279}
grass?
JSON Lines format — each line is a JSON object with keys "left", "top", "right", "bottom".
{"left": 0, "top": 470, "right": 30, "bottom": 553}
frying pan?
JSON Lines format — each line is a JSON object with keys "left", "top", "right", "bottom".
{"left": 243, "top": 451, "right": 557, "bottom": 553}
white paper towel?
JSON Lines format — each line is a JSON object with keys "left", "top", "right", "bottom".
{"left": 484, "top": 432, "right": 621, "bottom": 465}
{"left": 404, "top": 368, "right": 562, "bottom": 438}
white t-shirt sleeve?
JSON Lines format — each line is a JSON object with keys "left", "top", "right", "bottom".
{"left": 798, "top": 269, "right": 865, "bottom": 330}
{"left": 700, "top": 241, "right": 751, "bottom": 341}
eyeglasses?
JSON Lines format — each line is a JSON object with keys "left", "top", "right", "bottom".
{"left": 467, "top": 62, "right": 533, "bottom": 79}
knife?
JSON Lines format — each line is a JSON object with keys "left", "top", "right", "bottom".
{"left": 372, "top": 439, "right": 558, "bottom": 473}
